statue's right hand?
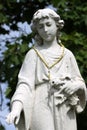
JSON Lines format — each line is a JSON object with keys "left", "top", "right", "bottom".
{"left": 6, "top": 101, "right": 23, "bottom": 125}
{"left": 6, "top": 111, "right": 20, "bottom": 125}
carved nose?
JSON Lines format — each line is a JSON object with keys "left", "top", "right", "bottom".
{"left": 44, "top": 26, "right": 47, "bottom": 32}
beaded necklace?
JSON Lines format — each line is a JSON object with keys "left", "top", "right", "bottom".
{"left": 33, "top": 44, "right": 65, "bottom": 80}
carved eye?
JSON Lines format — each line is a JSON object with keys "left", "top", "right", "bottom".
{"left": 46, "top": 23, "right": 51, "bottom": 26}
{"left": 39, "top": 25, "right": 43, "bottom": 29}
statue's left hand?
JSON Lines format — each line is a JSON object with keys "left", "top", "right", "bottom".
{"left": 62, "top": 81, "right": 81, "bottom": 96}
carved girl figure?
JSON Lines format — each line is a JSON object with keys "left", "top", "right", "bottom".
{"left": 6, "top": 8, "right": 87, "bottom": 130}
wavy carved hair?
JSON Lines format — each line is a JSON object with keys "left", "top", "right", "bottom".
{"left": 31, "top": 8, "right": 64, "bottom": 45}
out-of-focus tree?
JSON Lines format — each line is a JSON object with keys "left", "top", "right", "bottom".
{"left": 0, "top": 125, "right": 4, "bottom": 130}
{"left": 0, "top": 0, "right": 87, "bottom": 130}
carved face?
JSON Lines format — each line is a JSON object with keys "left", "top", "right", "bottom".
{"left": 36, "top": 17, "right": 58, "bottom": 43}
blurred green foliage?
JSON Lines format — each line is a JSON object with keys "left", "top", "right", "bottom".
{"left": 0, "top": 125, "right": 5, "bottom": 130}
{"left": 0, "top": 0, "right": 87, "bottom": 130}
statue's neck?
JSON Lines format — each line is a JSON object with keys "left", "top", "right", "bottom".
{"left": 42, "top": 37, "right": 59, "bottom": 49}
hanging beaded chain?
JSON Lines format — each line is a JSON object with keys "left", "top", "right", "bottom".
{"left": 33, "top": 44, "right": 65, "bottom": 109}
{"left": 33, "top": 44, "right": 65, "bottom": 81}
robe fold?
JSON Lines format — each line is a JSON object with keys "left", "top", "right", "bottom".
{"left": 11, "top": 45, "right": 86, "bottom": 130}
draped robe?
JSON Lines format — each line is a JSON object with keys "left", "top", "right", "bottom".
{"left": 11, "top": 45, "right": 86, "bottom": 130}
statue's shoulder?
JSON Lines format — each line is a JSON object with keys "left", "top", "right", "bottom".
{"left": 30, "top": 46, "right": 39, "bottom": 53}
{"left": 25, "top": 47, "right": 37, "bottom": 58}
{"left": 64, "top": 48, "right": 74, "bottom": 58}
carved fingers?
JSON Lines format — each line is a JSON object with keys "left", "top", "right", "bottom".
{"left": 6, "top": 111, "right": 20, "bottom": 125}
{"left": 63, "top": 81, "right": 80, "bottom": 95}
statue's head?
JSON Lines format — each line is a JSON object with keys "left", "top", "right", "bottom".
{"left": 31, "top": 8, "right": 64, "bottom": 45}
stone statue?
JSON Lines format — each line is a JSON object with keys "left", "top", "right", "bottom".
{"left": 6, "top": 8, "right": 87, "bottom": 130}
